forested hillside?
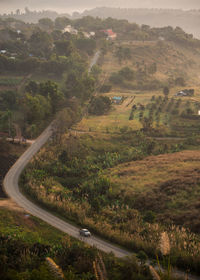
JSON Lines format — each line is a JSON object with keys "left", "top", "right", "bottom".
{"left": 1, "top": 15, "right": 200, "bottom": 279}
{"left": 0, "top": 16, "right": 97, "bottom": 139}
{"left": 79, "top": 7, "right": 200, "bottom": 38}
{"left": 1, "top": 7, "right": 200, "bottom": 38}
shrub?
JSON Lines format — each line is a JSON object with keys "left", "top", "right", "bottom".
{"left": 89, "top": 96, "right": 111, "bottom": 115}
{"left": 109, "top": 72, "right": 123, "bottom": 85}
{"left": 99, "top": 84, "right": 112, "bottom": 93}
{"left": 119, "top": 67, "right": 135, "bottom": 80}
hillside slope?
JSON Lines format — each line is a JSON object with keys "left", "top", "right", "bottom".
{"left": 80, "top": 7, "right": 200, "bottom": 38}
{"left": 106, "top": 150, "right": 200, "bottom": 232}
{"left": 101, "top": 40, "right": 200, "bottom": 89}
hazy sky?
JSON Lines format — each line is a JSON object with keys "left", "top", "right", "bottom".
{"left": 1, "top": 0, "right": 200, "bottom": 14}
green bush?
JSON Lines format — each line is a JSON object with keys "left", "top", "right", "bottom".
{"left": 99, "top": 84, "right": 112, "bottom": 93}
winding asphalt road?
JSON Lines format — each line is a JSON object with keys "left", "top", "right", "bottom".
{"left": 3, "top": 124, "right": 131, "bottom": 258}
{"left": 3, "top": 124, "right": 200, "bottom": 280}
{"left": 88, "top": 50, "right": 101, "bottom": 73}
{"left": 2, "top": 52, "right": 199, "bottom": 279}
{"left": 3, "top": 49, "right": 130, "bottom": 258}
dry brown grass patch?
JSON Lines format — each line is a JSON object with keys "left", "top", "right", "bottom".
{"left": 0, "top": 199, "right": 24, "bottom": 212}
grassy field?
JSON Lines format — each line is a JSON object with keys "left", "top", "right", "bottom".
{"left": 0, "top": 207, "right": 65, "bottom": 244}
{"left": 105, "top": 150, "right": 200, "bottom": 231}
{"left": 75, "top": 91, "right": 200, "bottom": 137}
{"left": 76, "top": 97, "right": 142, "bottom": 133}
{"left": 75, "top": 91, "right": 160, "bottom": 133}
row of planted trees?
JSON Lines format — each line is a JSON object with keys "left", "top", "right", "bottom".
{"left": 128, "top": 95, "right": 199, "bottom": 135}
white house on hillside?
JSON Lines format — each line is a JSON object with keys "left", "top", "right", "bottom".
{"left": 62, "top": 25, "right": 78, "bottom": 35}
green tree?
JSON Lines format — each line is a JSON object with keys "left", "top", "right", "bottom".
{"left": 115, "top": 46, "right": 131, "bottom": 64}
{"left": 141, "top": 117, "right": 153, "bottom": 132}
{"left": 119, "top": 67, "right": 134, "bottom": 80}
{"left": 54, "top": 40, "right": 73, "bottom": 57}
{"left": 39, "top": 81, "right": 64, "bottom": 112}
{"left": 29, "top": 30, "right": 52, "bottom": 58}
{"left": 39, "top": 60, "right": 65, "bottom": 77}
{"left": 38, "top": 18, "right": 54, "bottom": 31}
{"left": 163, "top": 86, "right": 170, "bottom": 97}
{"left": 53, "top": 108, "right": 75, "bottom": 142}
{"left": 99, "top": 84, "right": 112, "bottom": 93}
{"left": 143, "top": 210, "right": 156, "bottom": 223}
{"left": 26, "top": 124, "right": 37, "bottom": 138}
{"left": 0, "top": 90, "right": 17, "bottom": 110}
{"left": 25, "top": 81, "right": 38, "bottom": 95}
{"left": 90, "top": 65, "right": 102, "bottom": 80}
{"left": 18, "top": 58, "right": 40, "bottom": 74}
{"left": 51, "top": 30, "right": 63, "bottom": 41}
{"left": 175, "top": 77, "right": 186, "bottom": 86}
{"left": 55, "top": 17, "right": 70, "bottom": 30}
{"left": 109, "top": 72, "right": 123, "bottom": 85}
{"left": 89, "top": 96, "right": 111, "bottom": 115}
{"left": 2, "top": 109, "right": 13, "bottom": 136}
{"left": 30, "top": 264, "right": 56, "bottom": 280}
{"left": 74, "top": 38, "right": 96, "bottom": 55}
{"left": 148, "top": 62, "right": 157, "bottom": 75}
{"left": 65, "top": 72, "right": 94, "bottom": 102}
{"left": 23, "top": 93, "right": 51, "bottom": 123}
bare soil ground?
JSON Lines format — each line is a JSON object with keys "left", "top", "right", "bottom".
{"left": 0, "top": 199, "right": 24, "bottom": 212}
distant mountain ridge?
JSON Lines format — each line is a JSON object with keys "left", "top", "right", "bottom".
{"left": 78, "top": 7, "right": 200, "bottom": 38}
{"left": 1, "top": 0, "right": 200, "bottom": 11}
{"left": 0, "top": 6, "right": 199, "bottom": 38}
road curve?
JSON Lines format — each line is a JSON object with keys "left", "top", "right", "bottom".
{"left": 2, "top": 51, "right": 200, "bottom": 279}
{"left": 3, "top": 124, "right": 131, "bottom": 258}
{"left": 88, "top": 50, "right": 101, "bottom": 73}
{"left": 3, "top": 124, "right": 200, "bottom": 280}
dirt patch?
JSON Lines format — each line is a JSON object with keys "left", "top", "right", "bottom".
{"left": 0, "top": 199, "right": 24, "bottom": 212}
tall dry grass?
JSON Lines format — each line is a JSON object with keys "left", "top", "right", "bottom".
{"left": 149, "top": 265, "right": 161, "bottom": 280}
{"left": 46, "top": 257, "right": 65, "bottom": 280}
{"left": 93, "top": 253, "right": 108, "bottom": 280}
{"left": 159, "top": 232, "right": 170, "bottom": 256}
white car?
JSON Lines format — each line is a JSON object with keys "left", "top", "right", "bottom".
{"left": 79, "top": 228, "right": 91, "bottom": 237}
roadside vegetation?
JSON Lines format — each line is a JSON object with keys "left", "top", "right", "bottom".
{"left": 1, "top": 14, "right": 200, "bottom": 279}
{"left": 0, "top": 208, "right": 155, "bottom": 280}
{"left": 0, "top": 139, "right": 28, "bottom": 198}
{"left": 21, "top": 131, "right": 200, "bottom": 275}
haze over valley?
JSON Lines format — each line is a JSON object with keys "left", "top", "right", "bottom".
{"left": 1, "top": 0, "right": 200, "bottom": 13}
{"left": 1, "top": 1, "right": 200, "bottom": 280}
{"left": 1, "top": 1, "right": 200, "bottom": 38}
